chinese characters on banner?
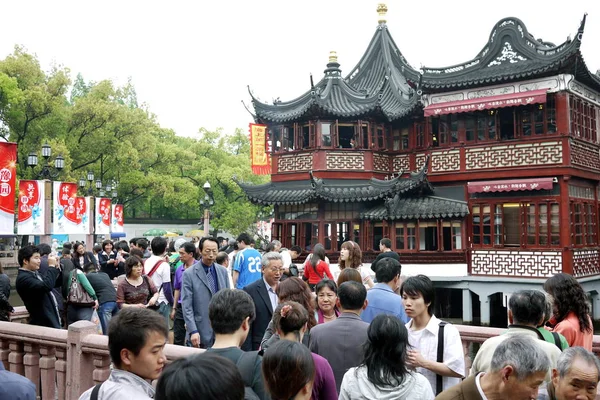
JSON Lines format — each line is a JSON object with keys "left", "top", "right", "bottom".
{"left": 0, "top": 142, "right": 17, "bottom": 235}
{"left": 17, "top": 180, "right": 46, "bottom": 235}
{"left": 249, "top": 123, "right": 270, "bottom": 175}
{"left": 111, "top": 204, "right": 124, "bottom": 233}
{"left": 96, "top": 198, "right": 111, "bottom": 235}
{"left": 53, "top": 182, "right": 90, "bottom": 234}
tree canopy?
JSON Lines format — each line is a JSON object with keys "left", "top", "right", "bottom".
{"left": 0, "top": 46, "right": 269, "bottom": 235}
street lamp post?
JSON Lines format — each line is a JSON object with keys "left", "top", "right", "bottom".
{"left": 26, "top": 143, "right": 64, "bottom": 244}
{"left": 199, "top": 181, "right": 214, "bottom": 237}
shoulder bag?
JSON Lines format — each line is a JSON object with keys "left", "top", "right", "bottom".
{"left": 67, "top": 270, "right": 96, "bottom": 306}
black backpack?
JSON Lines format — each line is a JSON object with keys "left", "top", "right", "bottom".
{"left": 236, "top": 351, "right": 261, "bottom": 400}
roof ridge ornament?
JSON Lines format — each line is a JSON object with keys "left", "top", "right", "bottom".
{"left": 377, "top": 3, "right": 387, "bottom": 25}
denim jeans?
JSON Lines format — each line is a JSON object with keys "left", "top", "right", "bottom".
{"left": 98, "top": 302, "right": 119, "bottom": 335}
{"left": 67, "top": 305, "right": 94, "bottom": 327}
{"left": 158, "top": 302, "right": 171, "bottom": 330}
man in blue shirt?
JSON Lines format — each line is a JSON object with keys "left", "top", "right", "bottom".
{"left": 361, "top": 258, "right": 408, "bottom": 323}
{"left": 0, "top": 361, "right": 36, "bottom": 400}
{"left": 232, "top": 233, "right": 262, "bottom": 289}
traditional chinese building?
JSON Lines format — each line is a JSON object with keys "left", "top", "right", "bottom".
{"left": 238, "top": 5, "right": 600, "bottom": 325}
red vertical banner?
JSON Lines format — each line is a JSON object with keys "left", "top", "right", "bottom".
{"left": 249, "top": 123, "right": 270, "bottom": 175}
{"left": 17, "top": 180, "right": 46, "bottom": 234}
{"left": 111, "top": 204, "right": 124, "bottom": 233}
{"left": 0, "top": 142, "right": 17, "bottom": 235}
{"left": 95, "top": 198, "right": 111, "bottom": 235}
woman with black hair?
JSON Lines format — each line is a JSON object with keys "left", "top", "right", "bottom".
{"left": 302, "top": 244, "right": 333, "bottom": 291}
{"left": 543, "top": 273, "right": 593, "bottom": 350}
{"left": 262, "top": 339, "right": 315, "bottom": 400}
{"left": 72, "top": 242, "right": 97, "bottom": 271}
{"left": 271, "top": 301, "right": 338, "bottom": 400}
{"left": 315, "top": 279, "right": 340, "bottom": 324}
{"left": 156, "top": 353, "right": 244, "bottom": 400}
{"left": 339, "top": 314, "right": 433, "bottom": 399}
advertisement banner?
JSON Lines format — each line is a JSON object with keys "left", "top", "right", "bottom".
{"left": 95, "top": 198, "right": 111, "bottom": 235}
{"left": 53, "top": 182, "right": 89, "bottom": 234}
{"left": 249, "top": 123, "right": 270, "bottom": 175}
{"left": 111, "top": 204, "right": 124, "bottom": 233}
{"left": 0, "top": 142, "right": 17, "bottom": 235}
{"left": 17, "top": 180, "right": 46, "bottom": 235}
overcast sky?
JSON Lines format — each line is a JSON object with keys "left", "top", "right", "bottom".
{"left": 1, "top": 1, "right": 599, "bottom": 138}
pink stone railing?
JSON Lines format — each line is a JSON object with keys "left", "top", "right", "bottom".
{"left": 1, "top": 310, "right": 599, "bottom": 400}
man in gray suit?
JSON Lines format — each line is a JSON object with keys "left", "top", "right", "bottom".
{"left": 309, "top": 281, "right": 369, "bottom": 392}
{"left": 182, "top": 237, "right": 230, "bottom": 349}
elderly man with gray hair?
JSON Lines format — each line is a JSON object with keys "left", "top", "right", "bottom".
{"left": 241, "top": 251, "right": 283, "bottom": 351}
{"left": 538, "top": 347, "right": 600, "bottom": 400}
{"left": 470, "top": 290, "right": 562, "bottom": 381}
{"left": 436, "top": 335, "right": 550, "bottom": 399}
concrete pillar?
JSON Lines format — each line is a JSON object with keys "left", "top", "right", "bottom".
{"left": 67, "top": 321, "right": 98, "bottom": 400}
{"left": 480, "top": 295, "right": 491, "bottom": 326}
{"left": 592, "top": 293, "right": 600, "bottom": 321}
{"left": 462, "top": 289, "right": 473, "bottom": 323}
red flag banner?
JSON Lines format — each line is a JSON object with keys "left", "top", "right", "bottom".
{"left": 0, "top": 142, "right": 17, "bottom": 235}
{"left": 17, "top": 180, "right": 46, "bottom": 234}
{"left": 249, "top": 123, "right": 270, "bottom": 175}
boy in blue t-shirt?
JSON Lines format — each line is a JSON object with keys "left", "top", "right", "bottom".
{"left": 232, "top": 233, "right": 262, "bottom": 289}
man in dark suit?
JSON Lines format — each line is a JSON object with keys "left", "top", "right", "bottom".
{"left": 182, "top": 237, "right": 230, "bottom": 349}
{"left": 242, "top": 252, "right": 283, "bottom": 351}
{"left": 16, "top": 245, "right": 63, "bottom": 329}
{"left": 309, "top": 281, "right": 369, "bottom": 392}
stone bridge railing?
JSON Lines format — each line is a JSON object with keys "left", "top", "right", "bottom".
{"left": 2, "top": 307, "right": 600, "bottom": 400}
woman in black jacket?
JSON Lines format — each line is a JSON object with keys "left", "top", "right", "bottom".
{"left": 72, "top": 242, "right": 98, "bottom": 271}
{"left": 98, "top": 240, "right": 125, "bottom": 279}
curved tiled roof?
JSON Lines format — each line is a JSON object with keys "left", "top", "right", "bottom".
{"left": 419, "top": 15, "right": 600, "bottom": 92}
{"left": 251, "top": 23, "right": 420, "bottom": 123}
{"left": 361, "top": 196, "right": 469, "bottom": 220}
{"left": 235, "top": 163, "right": 431, "bottom": 206}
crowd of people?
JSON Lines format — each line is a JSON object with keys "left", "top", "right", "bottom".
{"left": 0, "top": 235, "right": 598, "bottom": 400}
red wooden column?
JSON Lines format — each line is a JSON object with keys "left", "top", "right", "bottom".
{"left": 554, "top": 92, "right": 570, "bottom": 135}
{"left": 559, "top": 176, "right": 573, "bottom": 274}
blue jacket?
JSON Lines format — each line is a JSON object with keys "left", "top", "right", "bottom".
{"left": 361, "top": 283, "right": 408, "bottom": 323}
{"left": 0, "top": 360, "right": 36, "bottom": 400}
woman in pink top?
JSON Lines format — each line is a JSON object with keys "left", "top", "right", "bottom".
{"left": 543, "top": 273, "right": 593, "bottom": 350}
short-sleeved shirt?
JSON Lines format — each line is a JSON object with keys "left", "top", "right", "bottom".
{"left": 233, "top": 248, "right": 262, "bottom": 289}
{"left": 173, "top": 264, "right": 193, "bottom": 304}
{"left": 144, "top": 255, "right": 171, "bottom": 305}
{"left": 116, "top": 276, "right": 157, "bottom": 306}
{"left": 406, "top": 315, "right": 465, "bottom": 393}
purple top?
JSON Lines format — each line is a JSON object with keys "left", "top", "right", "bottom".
{"left": 312, "top": 352, "right": 338, "bottom": 400}
{"left": 173, "top": 264, "right": 187, "bottom": 304}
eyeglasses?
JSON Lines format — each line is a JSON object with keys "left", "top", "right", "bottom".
{"left": 269, "top": 268, "right": 284, "bottom": 274}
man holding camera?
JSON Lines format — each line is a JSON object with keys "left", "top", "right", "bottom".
{"left": 16, "top": 245, "right": 63, "bottom": 329}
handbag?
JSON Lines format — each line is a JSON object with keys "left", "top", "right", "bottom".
{"left": 67, "top": 271, "right": 96, "bottom": 306}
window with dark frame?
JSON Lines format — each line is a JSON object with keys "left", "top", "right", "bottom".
{"left": 570, "top": 200, "right": 597, "bottom": 247}
{"left": 394, "top": 220, "right": 462, "bottom": 251}
{"left": 415, "top": 121, "right": 425, "bottom": 149}
{"left": 570, "top": 95, "right": 598, "bottom": 143}
{"left": 472, "top": 201, "right": 563, "bottom": 248}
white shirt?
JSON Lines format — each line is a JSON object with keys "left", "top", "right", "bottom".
{"left": 263, "top": 277, "right": 278, "bottom": 311}
{"left": 281, "top": 250, "right": 292, "bottom": 270}
{"left": 144, "top": 255, "right": 171, "bottom": 305}
{"left": 406, "top": 315, "right": 465, "bottom": 393}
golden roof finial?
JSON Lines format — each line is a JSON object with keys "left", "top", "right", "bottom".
{"left": 377, "top": 3, "right": 388, "bottom": 24}
{"left": 329, "top": 51, "right": 338, "bottom": 63}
